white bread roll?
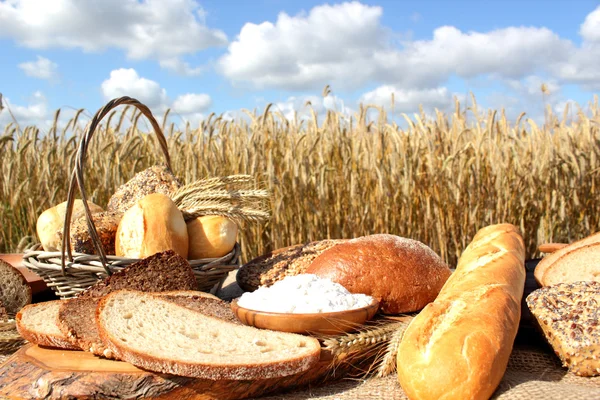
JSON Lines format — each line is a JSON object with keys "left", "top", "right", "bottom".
{"left": 397, "top": 223, "right": 526, "bottom": 400}
{"left": 187, "top": 215, "right": 238, "bottom": 259}
{"left": 36, "top": 200, "right": 104, "bottom": 251}
{"left": 115, "top": 193, "right": 188, "bottom": 259}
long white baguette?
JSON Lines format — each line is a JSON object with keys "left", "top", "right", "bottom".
{"left": 397, "top": 223, "right": 526, "bottom": 400}
{"left": 96, "top": 290, "right": 321, "bottom": 380}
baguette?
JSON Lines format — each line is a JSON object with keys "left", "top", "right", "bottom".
{"left": 397, "top": 223, "right": 526, "bottom": 400}
{"left": 97, "top": 290, "right": 321, "bottom": 380}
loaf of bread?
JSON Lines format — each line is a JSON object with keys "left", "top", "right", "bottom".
{"left": 97, "top": 290, "right": 321, "bottom": 380}
{"left": 306, "top": 234, "right": 452, "bottom": 314}
{"left": 59, "top": 211, "right": 121, "bottom": 255}
{"left": 396, "top": 224, "right": 526, "bottom": 400}
{"left": 236, "top": 239, "right": 346, "bottom": 291}
{"left": 107, "top": 165, "right": 182, "bottom": 214}
{"left": 0, "top": 259, "right": 31, "bottom": 316}
{"left": 527, "top": 281, "right": 600, "bottom": 376}
{"left": 36, "top": 200, "right": 104, "bottom": 251}
{"left": 0, "top": 302, "right": 7, "bottom": 322}
{"left": 187, "top": 215, "right": 238, "bottom": 259}
{"left": 534, "top": 231, "right": 600, "bottom": 286}
{"left": 115, "top": 193, "right": 189, "bottom": 259}
{"left": 16, "top": 301, "right": 79, "bottom": 350}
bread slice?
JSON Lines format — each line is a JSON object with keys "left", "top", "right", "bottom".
{"left": 539, "top": 243, "right": 600, "bottom": 287}
{"left": 527, "top": 281, "right": 600, "bottom": 376}
{"left": 79, "top": 250, "right": 197, "bottom": 298}
{"left": 534, "top": 231, "right": 600, "bottom": 286}
{"left": 16, "top": 301, "right": 79, "bottom": 349}
{"left": 58, "top": 291, "right": 239, "bottom": 357}
{"left": 0, "top": 259, "right": 32, "bottom": 315}
{"left": 97, "top": 290, "right": 321, "bottom": 380}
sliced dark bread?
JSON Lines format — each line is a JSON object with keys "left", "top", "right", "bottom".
{"left": 16, "top": 301, "right": 79, "bottom": 349}
{"left": 0, "top": 301, "right": 7, "bottom": 322}
{"left": 78, "top": 250, "right": 197, "bottom": 298}
{"left": 97, "top": 290, "right": 321, "bottom": 380}
{"left": 58, "top": 291, "right": 238, "bottom": 357}
{"left": 0, "top": 259, "right": 32, "bottom": 315}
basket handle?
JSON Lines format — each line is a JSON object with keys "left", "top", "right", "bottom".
{"left": 60, "top": 96, "right": 172, "bottom": 275}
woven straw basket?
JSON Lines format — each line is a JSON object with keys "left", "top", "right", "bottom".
{"left": 22, "top": 96, "right": 248, "bottom": 299}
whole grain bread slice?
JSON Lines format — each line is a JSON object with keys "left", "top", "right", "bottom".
{"left": 16, "top": 301, "right": 79, "bottom": 349}
{"left": 58, "top": 291, "right": 239, "bottom": 358}
{"left": 0, "top": 301, "right": 7, "bottom": 322}
{"left": 0, "top": 259, "right": 32, "bottom": 316}
{"left": 97, "top": 290, "right": 321, "bottom": 380}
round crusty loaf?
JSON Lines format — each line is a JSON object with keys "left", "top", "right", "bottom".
{"left": 116, "top": 193, "right": 189, "bottom": 259}
{"left": 0, "top": 259, "right": 31, "bottom": 315}
{"left": 397, "top": 223, "right": 526, "bottom": 400}
{"left": 107, "top": 165, "right": 182, "bottom": 214}
{"left": 187, "top": 215, "right": 238, "bottom": 259}
{"left": 306, "top": 234, "right": 452, "bottom": 314}
{"left": 36, "top": 200, "right": 104, "bottom": 251}
{"left": 61, "top": 211, "right": 121, "bottom": 255}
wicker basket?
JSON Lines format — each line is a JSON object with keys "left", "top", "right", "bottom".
{"left": 21, "top": 96, "right": 241, "bottom": 299}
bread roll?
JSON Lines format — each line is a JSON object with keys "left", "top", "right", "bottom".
{"left": 187, "top": 215, "right": 238, "bottom": 259}
{"left": 36, "top": 200, "right": 103, "bottom": 251}
{"left": 397, "top": 224, "right": 526, "bottom": 400}
{"left": 115, "top": 193, "right": 188, "bottom": 259}
{"left": 107, "top": 165, "right": 182, "bottom": 214}
{"left": 61, "top": 211, "right": 121, "bottom": 255}
{"left": 306, "top": 234, "right": 452, "bottom": 314}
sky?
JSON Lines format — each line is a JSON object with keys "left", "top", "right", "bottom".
{"left": 1, "top": 0, "right": 600, "bottom": 131}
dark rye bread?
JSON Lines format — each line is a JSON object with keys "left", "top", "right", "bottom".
{"left": 58, "top": 291, "right": 238, "bottom": 358}
{"left": 78, "top": 250, "right": 197, "bottom": 298}
{"left": 236, "top": 239, "right": 346, "bottom": 291}
{"left": 107, "top": 165, "right": 182, "bottom": 214}
{"left": 527, "top": 281, "right": 600, "bottom": 376}
{"left": 0, "top": 259, "right": 31, "bottom": 316}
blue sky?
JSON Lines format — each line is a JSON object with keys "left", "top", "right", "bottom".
{"left": 1, "top": 0, "right": 600, "bottom": 131}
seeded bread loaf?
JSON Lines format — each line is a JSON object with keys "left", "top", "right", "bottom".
{"left": 78, "top": 250, "right": 197, "bottom": 298}
{"left": 59, "top": 291, "right": 237, "bottom": 358}
{"left": 534, "top": 231, "right": 600, "bottom": 286}
{"left": 0, "top": 259, "right": 31, "bottom": 316}
{"left": 97, "top": 290, "right": 321, "bottom": 380}
{"left": 16, "top": 301, "right": 79, "bottom": 350}
{"left": 307, "top": 234, "right": 452, "bottom": 314}
{"left": 107, "top": 165, "right": 182, "bottom": 214}
{"left": 36, "top": 200, "right": 104, "bottom": 251}
{"left": 397, "top": 224, "right": 526, "bottom": 400}
{"left": 59, "top": 211, "right": 121, "bottom": 255}
{"left": 527, "top": 281, "right": 600, "bottom": 376}
{"left": 236, "top": 239, "right": 346, "bottom": 291}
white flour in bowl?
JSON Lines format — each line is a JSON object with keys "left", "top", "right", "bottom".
{"left": 237, "top": 274, "right": 374, "bottom": 313}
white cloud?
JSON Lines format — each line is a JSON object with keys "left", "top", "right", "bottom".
{"left": 580, "top": 6, "right": 600, "bottom": 43}
{"left": 0, "top": 91, "right": 48, "bottom": 128}
{"left": 101, "top": 68, "right": 212, "bottom": 124}
{"left": 18, "top": 56, "right": 58, "bottom": 80}
{"left": 360, "top": 86, "right": 454, "bottom": 113}
{"left": 272, "top": 94, "right": 351, "bottom": 121}
{"left": 0, "top": 0, "right": 227, "bottom": 75}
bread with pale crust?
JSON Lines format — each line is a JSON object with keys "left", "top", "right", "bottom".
{"left": 396, "top": 223, "right": 526, "bottom": 400}
{"left": 534, "top": 231, "right": 600, "bottom": 286}
{"left": 97, "top": 290, "right": 321, "bottom": 380}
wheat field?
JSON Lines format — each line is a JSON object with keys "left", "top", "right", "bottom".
{"left": 1, "top": 95, "right": 599, "bottom": 266}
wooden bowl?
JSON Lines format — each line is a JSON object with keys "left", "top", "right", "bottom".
{"left": 230, "top": 298, "right": 380, "bottom": 335}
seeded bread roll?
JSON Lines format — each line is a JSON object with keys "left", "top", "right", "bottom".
{"left": 115, "top": 193, "right": 189, "bottom": 259}
{"left": 187, "top": 215, "right": 238, "bottom": 259}
{"left": 107, "top": 165, "right": 182, "bottom": 214}
{"left": 527, "top": 281, "right": 600, "bottom": 376}
{"left": 58, "top": 211, "right": 121, "bottom": 255}
{"left": 306, "top": 234, "right": 452, "bottom": 314}
{"left": 396, "top": 224, "right": 526, "bottom": 400}
{"left": 36, "top": 200, "right": 104, "bottom": 251}
{"left": 236, "top": 239, "right": 346, "bottom": 292}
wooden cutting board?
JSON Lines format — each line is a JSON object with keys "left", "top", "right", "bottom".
{"left": 0, "top": 344, "right": 363, "bottom": 400}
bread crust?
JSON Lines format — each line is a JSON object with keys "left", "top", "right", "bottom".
{"left": 16, "top": 302, "right": 79, "bottom": 350}
{"left": 534, "top": 231, "right": 600, "bottom": 286}
{"left": 306, "top": 234, "right": 451, "bottom": 314}
{"left": 96, "top": 291, "right": 321, "bottom": 380}
{"left": 396, "top": 223, "right": 526, "bottom": 400}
